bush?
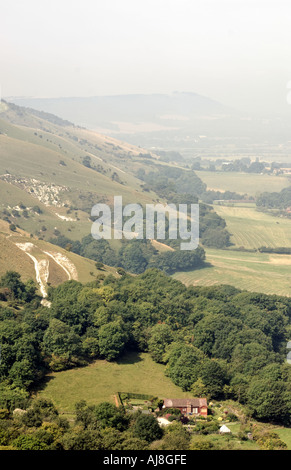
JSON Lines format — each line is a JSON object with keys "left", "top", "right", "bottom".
{"left": 0, "top": 409, "right": 10, "bottom": 420}
{"left": 253, "top": 430, "right": 287, "bottom": 450}
{"left": 190, "top": 436, "right": 218, "bottom": 450}
{"left": 226, "top": 412, "right": 238, "bottom": 422}
{"left": 168, "top": 416, "right": 178, "bottom": 422}
{"left": 192, "top": 421, "right": 220, "bottom": 435}
{"left": 95, "top": 262, "right": 104, "bottom": 270}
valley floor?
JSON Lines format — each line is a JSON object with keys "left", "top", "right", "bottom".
{"left": 174, "top": 247, "right": 291, "bottom": 297}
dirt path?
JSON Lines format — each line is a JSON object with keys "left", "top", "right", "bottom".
{"left": 15, "top": 242, "right": 49, "bottom": 298}
{"left": 86, "top": 151, "right": 126, "bottom": 174}
{"left": 15, "top": 242, "right": 78, "bottom": 302}
{"left": 43, "top": 251, "right": 78, "bottom": 281}
{"left": 55, "top": 212, "right": 77, "bottom": 222}
{"left": 151, "top": 239, "right": 175, "bottom": 251}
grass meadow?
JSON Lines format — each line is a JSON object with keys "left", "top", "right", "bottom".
{"left": 35, "top": 352, "right": 191, "bottom": 415}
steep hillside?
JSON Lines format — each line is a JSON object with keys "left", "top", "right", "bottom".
{"left": 0, "top": 100, "right": 230, "bottom": 289}
{"left": 0, "top": 219, "right": 119, "bottom": 299}
{"left": 0, "top": 100, "right": 164, "bottom": 295}
{"left": 0, "top": 100, "right": 165, "bottom": 243}
{"left": 0, "top": 100, "right": 160, "bottom": 207}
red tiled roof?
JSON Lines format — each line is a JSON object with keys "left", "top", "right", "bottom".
{"left": 163, "top": 398, "right": 207, "bottom": 408}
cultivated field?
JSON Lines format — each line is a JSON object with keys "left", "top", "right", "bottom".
{"left": 174, "top": 202, "right": 291, "bottom": 296}
{"left": 214, "top": 204, "right": 291, "bottom": 249}
{"left": 196, "top": 170, "right": 290, "bottom": 196}
{"left": 173, "top": 248, "right": 291, "bottom": 297}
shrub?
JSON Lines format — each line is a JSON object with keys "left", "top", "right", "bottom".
{"left": 0, "top": 409, "right": 10, "bottom": 420}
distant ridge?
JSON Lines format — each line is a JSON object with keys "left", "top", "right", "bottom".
{"left": 8, "top": 92, "right": 232, "bottom": 131}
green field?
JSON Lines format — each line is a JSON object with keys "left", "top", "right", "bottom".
{"left": 173, "top": 248, "right": 291, "bottom": 296}
{"left": 196, "top": 170, "right": 291, "bottom": 196}
{"left": 35, "top": 352, "right": 191, "bottom": 414}
{"left": 174, "top": 203, "right": 291, "bottom": 296}
{"left": 214, "top": 204, "right": 291, "bottom": 249}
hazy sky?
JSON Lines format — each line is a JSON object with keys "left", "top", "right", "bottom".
{"left": 2, "top": 0, "right": 291, "bottom": 114}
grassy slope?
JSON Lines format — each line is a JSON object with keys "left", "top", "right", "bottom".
{"left": 0, "top": 101, "right": 163, "bottom": 247}
{"left": 35, "top": 352, "right": 191, "bottom": 414}
{"left": 0, "top": 102, "right": 163, "bottom": 287}
{"left": 0, "top": 133, "right": 153, "bottom": 204}
{"left": 0, "top": 221, "right": 118, "bottom": 291}
{"left": 0, "top": 100, "right": 160, "bottom": 206}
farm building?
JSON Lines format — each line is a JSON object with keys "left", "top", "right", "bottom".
{"left": 162, "top": 398, "right": 208, "bottom": 416}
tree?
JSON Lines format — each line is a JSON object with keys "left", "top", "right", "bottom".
{"left": 133, "top": 414, "right": 163, "bottom": 442}
{"left": 119, "top": 243, "right": 148, "bottom": 274}
{"left": 0, "top": 271, "right": 25, "bottom": 300}
{"left": 148, "top": 324, "right": 174, "bottom": 363}
{"left": 199, "top": 359, "right": 228, "bottom": 399}
{"left": 0, "top": 383, "right": 29, "bottom": 411}
{"left": 95, "top": 262, "right": 104, "bottom": 270}
{"left": 190, "top": 436, "right": 219, "bottom": 450}
{"left": 98, "top": 321, "right": 128, "bottom": 361}
{"left": 191, "top": 378, "right": 207, "bottom": 398}
{"left": 60, "top": 429, "right": 103, "bottom": 450}
{"left": 12, "top": 434, "right": 49, "bottom": 450}
{"left": 121, "top": 436, "right": 149, "bottom": 450}
{"left": 82, "top": 156, "right": 92, "bottom": 168}
{"left": 8, "top": 359, "right": 36, "bottom": 389}
{"left": 42, "top": 318, "right": 82, "bottom": 370}
{"left": 75, "top": 401, "right": 129, "bottom": 432}
{"left": 165, "top": 343, "right": 205, "bottom": 391}
{"left": 247, "top": 377, "right": 291, "bottom": 425}
{"left": 231, "top": 343, "right": 275, "bottom": 376}
{"left": 93, "top": 402, "right": 129, "bottom": 431}
{"left": 23, "top": 279, "right": 37, "bottom": 302}
{"left": 152, "top": 422, "right": 190, "bottom": 450}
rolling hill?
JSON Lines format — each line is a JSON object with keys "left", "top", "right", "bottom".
{"left": 10, "top": 93, "right": 291, "bottom": 160}
{"left": 0, "top": 100, "right": 160, "bottom": 206}
{"left": 3, "top": 99, "right": 290, "bottom": 298}
{"left": 0, "top": 100, "right": 166, "bottom": 296}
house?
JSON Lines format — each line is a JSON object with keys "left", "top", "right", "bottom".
{"left": 162, "top": 398, "right": 208, "bottom": 416}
